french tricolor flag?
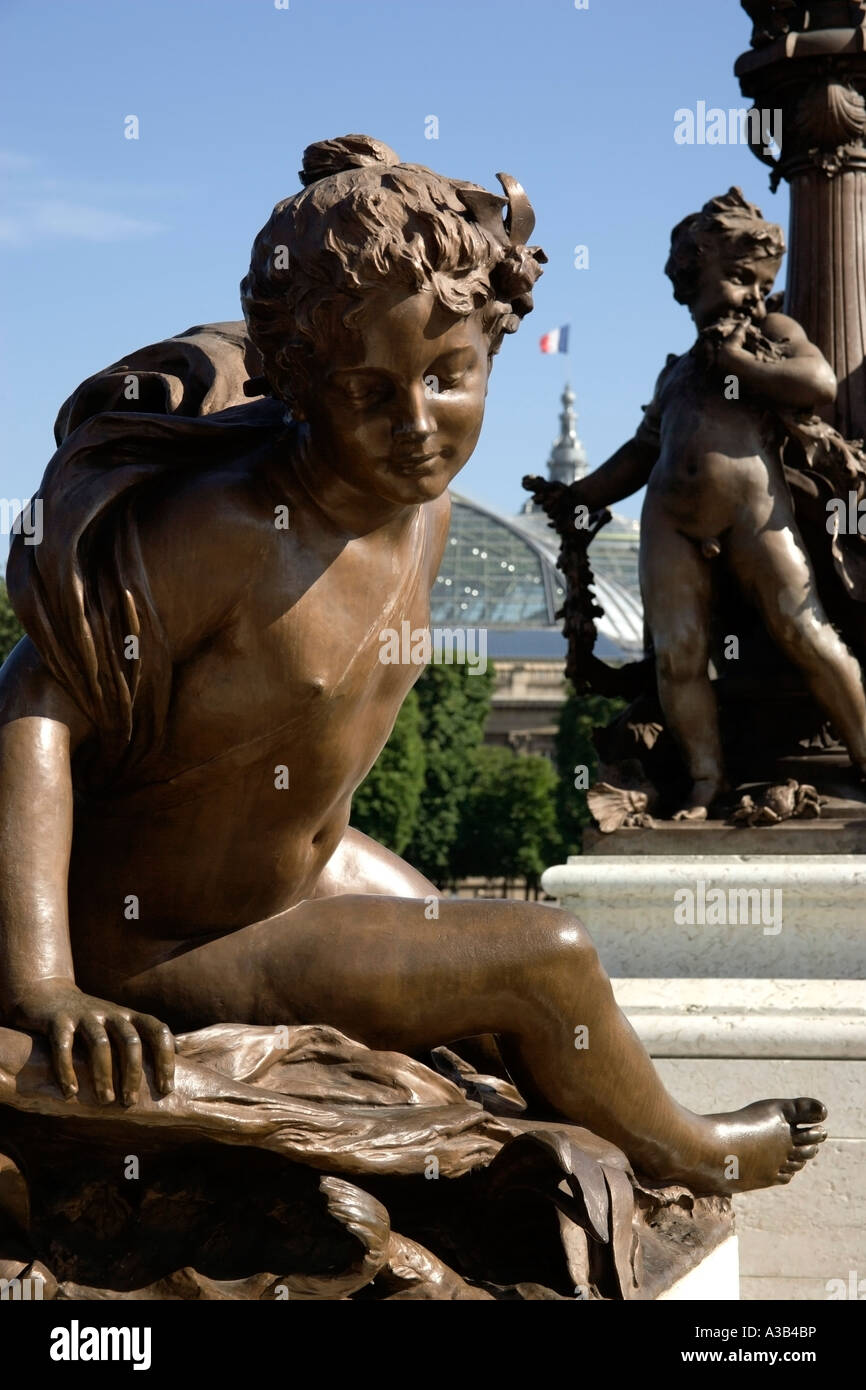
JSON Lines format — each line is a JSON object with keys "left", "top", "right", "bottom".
{"left": 539, "top": 324, "right": 569, "bottom": 355}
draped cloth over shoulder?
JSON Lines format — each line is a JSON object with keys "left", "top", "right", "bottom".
{"left": 52, "top": 321, "right": 263, "bottom": 444}
{"left": 6, "top": 324, "right": 281, "bottom": 786}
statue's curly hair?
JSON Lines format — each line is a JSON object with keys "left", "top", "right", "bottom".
{"left": 240, "top": 134, "right": 546, "bottom": 413}
{"left": 665, "top": 186, "right": 785, "bottom": 307}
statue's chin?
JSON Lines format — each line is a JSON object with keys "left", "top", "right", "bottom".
{"left": 376, "top": 465, "right": 457, "bottom": 506}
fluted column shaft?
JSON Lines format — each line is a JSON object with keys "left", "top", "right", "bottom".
{"left": 786, "top": 165, "right": 866, "bottom": 436}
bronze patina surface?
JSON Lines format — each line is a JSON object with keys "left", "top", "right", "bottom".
{"left": 0, "top": 138, "right": 825, "bottom": 1298}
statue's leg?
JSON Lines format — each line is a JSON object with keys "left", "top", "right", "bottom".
{"left": 728, "top": 510, "right": 866, "bottom": 772}
{"left": 640, "top": 502, "right": 722, "bottom": 817}
{"left": 121, "top": 894, "right": 825, "bottom": 1194}
{"left": 312, "top": 825, "right": 439, "bottom": 899}
{"left": 311, "top": 826, "right": 506, "bottom": 1073}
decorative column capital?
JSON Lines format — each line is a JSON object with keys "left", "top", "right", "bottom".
{"left": 788, "top": 79, "right": 866, "bottom": 177}
{"left": 736, "top": 3, "right": 866, "bottom": 187}
{"left": 742, "top": 3, "right": 866, "bottom": 49}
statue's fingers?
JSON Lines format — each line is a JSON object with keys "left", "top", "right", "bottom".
{"left": 78, "top": 1018, "right": 115, "bottom": 1104}
{"left": 106, "top": 1017, "right": 143, "bottom": 1106}
{"left": 136, "top": 1015, "right": 176, "bottom": 1095}
{"left": 49, "top": 1019, "right": 77, "bottom": 1099}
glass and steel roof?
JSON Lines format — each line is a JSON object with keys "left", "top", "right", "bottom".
{"left": 432, "top": 493, "right": 645, "bottom": 661}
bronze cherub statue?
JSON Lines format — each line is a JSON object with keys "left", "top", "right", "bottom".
{"left": 527, "top": 188, "right": 866, "bottom": 826}
{"left": 0, "top": 144, "right": 825, "bottom": 1299}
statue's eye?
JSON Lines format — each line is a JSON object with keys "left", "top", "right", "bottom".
{"left": 341, "top": 378, "right": 389, "bottom": 405}
{"left": 428, "top": 362, "right": 471, "bottom": 393}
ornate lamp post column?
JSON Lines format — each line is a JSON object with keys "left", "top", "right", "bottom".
{"left": 736, "top": 1, "right": 866, "bottom": 440}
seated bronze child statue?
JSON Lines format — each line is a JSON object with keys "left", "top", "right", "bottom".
{"left": 0, "top": 138, "right": 826, "bottom": 1299}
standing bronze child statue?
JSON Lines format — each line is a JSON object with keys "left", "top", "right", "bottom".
{"left": 527, "top": 189, "right": 866, "bottom": 825}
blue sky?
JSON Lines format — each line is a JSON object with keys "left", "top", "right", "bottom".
{"left": 0, "top": 0, "right": 789, "bottom": 540}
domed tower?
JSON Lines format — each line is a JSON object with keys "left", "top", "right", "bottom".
{"left": 519, "top": 383, "right": 642, "bottom": 601}
{"left": 546, "top": 383, "right": 588, "bottom": 486}
{"left": 432, "top": 382, "right": 645, "bottom": 757}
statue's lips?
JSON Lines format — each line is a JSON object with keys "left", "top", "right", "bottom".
{"left": 389, "top": 452, "right": 439, "bottom": 473}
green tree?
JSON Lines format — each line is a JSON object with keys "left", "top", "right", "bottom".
{"left": 405, "top": 660, "right": 495, "bottom": 886}
{"left": 454, "top": 744, "right": 560, "bottom": 888}
{"left": 351, "top": 689, "right": 425, "bottom": 856}
{"left": 0, "top": 581, "right": 24, "bottom": 667}
{"left": 554, "top": 689, "right": 626, "bottom": 855}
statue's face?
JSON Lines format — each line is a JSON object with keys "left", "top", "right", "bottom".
{"left": 304, "top": 285, "right": 490, "bottom": 507}
{"left": 690, "top": 243, "right": 780, "bottom": 329}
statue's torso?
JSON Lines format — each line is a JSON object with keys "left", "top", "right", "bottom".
{"left": 644, "top": 351, "right": 783, "bottom": 537}
{"left": 68, "top": 462, "right": 445, "bottom": 983}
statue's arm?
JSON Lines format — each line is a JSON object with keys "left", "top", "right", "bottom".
{"left": 567, "top": 357, "right": 675, "bottom": 511}
{"left": 0, "top": 640, "right": 175, "bottom": 1104}
{"left": 523, "top": 438, "right": 658, "bottom": 525}
{"left": 719, "top": 313, "right": 837, "bottom": 411}
{"left": 575, "top": 436, "right": 659, "bottom": 511}
{"left": 524, "top": 362, "right": 671, "bottom": 522}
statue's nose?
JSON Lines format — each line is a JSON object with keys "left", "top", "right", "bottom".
{"left": 393, "top": 384, "right": 434, "bottom": 441}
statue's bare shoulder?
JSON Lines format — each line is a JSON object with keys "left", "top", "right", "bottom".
{"left": 762, "top": 311, "right": 823, "bottom": 359}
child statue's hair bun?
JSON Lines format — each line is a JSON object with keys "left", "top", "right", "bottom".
{"left": 299, "top": 134, "right": 401, "bottom": 187}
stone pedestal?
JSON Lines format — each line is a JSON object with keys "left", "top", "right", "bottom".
{"left": 657, "top": 1236, "right": 739, "bottom": 1301}
{"left": 543, "top": 852, "right": 866, "bottom": 977}
{"left": 541, "top": 833, "right": 866, "bottom": 1300}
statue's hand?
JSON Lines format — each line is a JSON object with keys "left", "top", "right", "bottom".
{"left": 522, "top": 472, "right": 564, "bottom": 502}
{"left": 714, "top": 319, "right": 750, "bottom": 373}
{"left": 10, "top": 979, "right": 175, "bottom": 1106}
{"left": 697, "top": 317, "right": 750, "bottom": 375}
{"left": 522, "top": 474, "right": 582, "bottom": 529}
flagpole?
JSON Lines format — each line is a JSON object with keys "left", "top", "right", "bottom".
{"left": 562, "top": 323, "right": 570, "bottom": 393}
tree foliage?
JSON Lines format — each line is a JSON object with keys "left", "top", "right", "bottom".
{"left": 554, "top": 688, "right": 626, "bottom": 855}
{"left": 404, "top": 661, "right": 495, "bottom": 885}
{"left": 352, "top": 666, "right": 627, "bottom": 879}
{"left": 351, "top": 661, "right": 495, "bottom": 883}
{"left": 453, "top": 744, "right": 560, "bottom": 887}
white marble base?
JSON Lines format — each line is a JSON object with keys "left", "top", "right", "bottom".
{"left": 657, "top": 1236, "right": 740, "bottom": 1300}
{"left": 611, "top": 977, "right": 866, "bottom": 1058}
{"left": 650, "top": 1055, "right": 866, "bottom": 1301}
{"left": 542, "top": 854, "right": 866, "bottom": 977}
{"left": 612, "top": 987, "right": 866, "bottom": 1301}
{"left": 541, "top": 854, "right": 866, "bottom": 1299}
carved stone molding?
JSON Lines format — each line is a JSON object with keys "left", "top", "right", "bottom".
{"left": 788, "top": 79, "right": 866, "bottom": 177}
{"left": 743, "top": 1, "right": 866, "bottom": 49}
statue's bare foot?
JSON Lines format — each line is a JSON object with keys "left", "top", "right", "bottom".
{"left": 640, "top": 1097, "right": 827, "bottom": 1194}
{"left": 672, "top": 778, "right": 719, "bottom": 822}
